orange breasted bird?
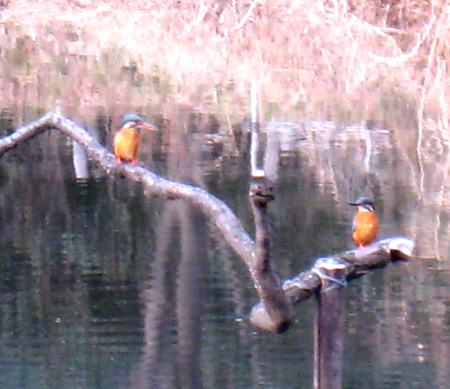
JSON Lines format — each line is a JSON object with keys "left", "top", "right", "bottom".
{"left": 349, "top": 196, "right": 379, "bottom": 248}
{"left": 113, "top": 113, "right": 158, "bottom": 166}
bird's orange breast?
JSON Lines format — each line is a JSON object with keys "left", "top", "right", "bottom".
{"left": 352, "top": 210, "right": 379, "bottom": 246}
{"left": 113, "top": 128, "right": 140, "bottom": 162}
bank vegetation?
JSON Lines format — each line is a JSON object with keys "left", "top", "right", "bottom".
{"left": 0, "top": 0, "right": 448, "bottom": 126}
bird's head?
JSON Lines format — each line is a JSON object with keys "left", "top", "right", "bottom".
{"left": 122, "top": 113, "right": 158, "bottom": 132}
{"left": 349, "top": 196, "right": 375, "bottom": 212}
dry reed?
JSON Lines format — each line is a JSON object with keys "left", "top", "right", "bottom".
{"left": 0, "top": 0, "right": 448, "bottom": 124}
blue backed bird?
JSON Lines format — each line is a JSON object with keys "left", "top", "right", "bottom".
{"left": 349, "top": 196, "right": 379, "bottom": 248}
{"left": 113, "top": 113, "right": 157, "bottom": 166}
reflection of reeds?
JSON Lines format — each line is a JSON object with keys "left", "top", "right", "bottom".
{"left": 0, "top": 0, "right": 449, "bottom": 123}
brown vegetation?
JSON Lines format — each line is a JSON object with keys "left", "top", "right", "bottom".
{"left": 0, "top": 0, "right": 449, "bottom": 124}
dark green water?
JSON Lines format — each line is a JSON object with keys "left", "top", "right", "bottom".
{"left": 0, "top": 109, "right": 449, "bottom": 388}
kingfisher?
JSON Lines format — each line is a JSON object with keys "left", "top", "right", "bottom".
{"left": 349, "top": 196, "right": 379, "bottom": 248}
{"left": 113, "top": 113, "right": 157, "bottom": 166}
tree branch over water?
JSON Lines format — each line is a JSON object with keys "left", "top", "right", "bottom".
{"left": 0, "top": 112, "right": 414, "bottom": 333}
{"left": 250, "top": 237, "right": 414, "bottom": 329}
{"left": 0, "top": 112, "right": 292, "bottom": 333}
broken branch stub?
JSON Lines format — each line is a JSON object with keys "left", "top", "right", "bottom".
{"left": 249, "top": 172, "right": 293, "bottom": 333}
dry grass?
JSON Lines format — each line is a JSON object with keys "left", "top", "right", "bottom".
{"left": 0, "top": 0, "right": 449, "bottom": 125}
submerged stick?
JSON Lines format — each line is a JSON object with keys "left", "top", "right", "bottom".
{"left": 0, "top": 112, "right": 292, "bottom": 332}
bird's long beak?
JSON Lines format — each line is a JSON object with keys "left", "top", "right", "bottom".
{"left": 140, "top": 122, "right": 158, "bottom": 131}
{"left": 348, "top": 202, "right": 358, "bottom": 206}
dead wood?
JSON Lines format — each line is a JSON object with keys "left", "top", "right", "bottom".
{"left": 250, "top": 237, "right": 414, "bottom": 329}
{"left": 0, "top": 112, "right": 414, "bottom": 333}
{"left": 0, "top": 111, "right": 293, "bottom": 333}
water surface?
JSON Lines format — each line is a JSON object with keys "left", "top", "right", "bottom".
{"left": 0, "top": 105, "right": 449, "bottom": 389}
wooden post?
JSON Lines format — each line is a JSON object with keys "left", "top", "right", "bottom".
{"left": 313, "top": 258, "right": 347, "bottom": 389}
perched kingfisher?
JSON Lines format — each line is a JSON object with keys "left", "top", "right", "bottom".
{"left": 349, "top": 196, "right": 379, "bottom": 248}
{"left": 113, "top": 113, "right": 157, "bottom": 166}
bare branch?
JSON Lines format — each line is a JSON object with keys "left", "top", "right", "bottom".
{"left": 0, "top": 111, "right": 292, "bottom": 333}
{"left": 1, "top": 113, "right": 414, "bottom": 334}
{"left": 250, "top": 237, "right": 414, "bottom": 329}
